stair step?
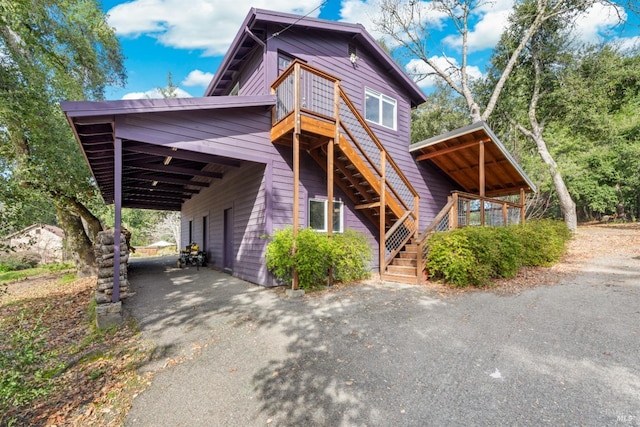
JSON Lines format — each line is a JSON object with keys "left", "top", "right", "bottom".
{"left": 386, "top": 265, "right": 417, "bottom": 276}
{"left": 391, "top": 258, "right": 417, "bottom": 267}
{"left": 382, "top": 272, "right": 418, "bottom": 285}
{"left": 401, "top": 245, "right": 417, "bottom": 254}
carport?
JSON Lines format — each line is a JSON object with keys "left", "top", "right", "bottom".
{"left": 61, "top": 95, "right": 276, "bottom": 301}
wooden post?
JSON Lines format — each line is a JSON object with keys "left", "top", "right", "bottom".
{"left": 520, "top": 188, "right": 526, "bottom": 225}
{"left": 327, "top": 137, "right": 334, "bottom": 286}
{"left": 447, "top": 195, "right": 453, "bottom": 229}
{"left": 465, "top": 200, "right": 471, "bottom": 226}
{"left": 414, "top": 195, "right": 419, "bottom": 234}
{"left": 379, "top": 152, "right": 386, "bottom": 277}
{"left": 502, "top": 202, "right": 508, "bottom": 226}
{"left": 292, "top": 63, "right": 301, "bottom": 290}
{"left": 113, "top": 138, "right": 122, "bottom": 303}
{"left": 451, "top": 192, "right": 459, "bottom": 229}
{"left": 479, "top": 141, "right": 486, "bottom": 226}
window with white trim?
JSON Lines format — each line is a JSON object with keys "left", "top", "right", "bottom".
{"left": 364, "top": 88, "right": 397, "bottom": 130}
{"left": 309, "top": 199, "right": 344, "bottom": 233}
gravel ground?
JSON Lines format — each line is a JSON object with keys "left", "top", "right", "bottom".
{"left": 123, "top": 225, "right": 640, "bottom": 426}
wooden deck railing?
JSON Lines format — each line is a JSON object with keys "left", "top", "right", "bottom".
{"left": 416, "top": 191, "right": 526, "bottom": 283}
{"left": 271, "top": 60, "right": 420, "bottom": 272}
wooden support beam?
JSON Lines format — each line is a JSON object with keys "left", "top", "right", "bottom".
{"left": 292, "top": 62, "right": 301, "bottom": 291}
{"left": 502, "top": 202, "right": 508, "bottom": 226}
{"left": 126, "top": 173, "right": 209, "bottom": 187}
{"left": 379, "top": 152, "right": 386, "bottom": 276}
{"left": 520, "top": 188, "right": 526, "bottom": 225}
{"left": 355, "top": 201, "right": 380, "bottom": 210}
{"left": 415, "top": 140, "right": 480, "bottom": 161}
{"left": 125, "top": 161, "right": 223, "bottom": 179}
{"left": 123, "top": 143, "right": 242, "bottom": 167}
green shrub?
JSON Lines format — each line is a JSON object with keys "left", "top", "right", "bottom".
{"left": 426, "top": 230, "right": 477, "bottom": 286}
{"left": 294, "top": 228, "right": 333, "bottom": 289}
{"left": 0, "top": 253, "right": 39, "bottom": 273}
{"left": 331, "top": 230, "right": 372, "bottom": 283}
{"left": 265, "top": 227, "right": 296, "bottom": 286}
{"left": 515, "top": 219, "right": 571, "bottom": 266}
{"left": 265, "top": 227, "right": 372, "bottom": 290}
{"left": 426, "top": 220, "right": 571, "bottom": 287}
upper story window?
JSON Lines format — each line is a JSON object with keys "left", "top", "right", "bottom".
{"left": 365, "top": 88, "right": 397, "bottom": 130}
{"left": 278, "top": 53, "right": 294, "bottom": 75}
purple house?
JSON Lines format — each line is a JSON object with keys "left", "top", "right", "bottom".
{"left": 62, "top": 9, "right": 534, "bottom": 291}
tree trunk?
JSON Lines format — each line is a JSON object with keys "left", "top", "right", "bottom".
{"left": 55, "top": 203, "right": 98, "bottom": 277}
{"left": 531, "top": 133, "right": 577, "bottom": 232}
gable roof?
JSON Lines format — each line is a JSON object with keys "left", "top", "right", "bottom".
{"left": 5, "top": 224, "right": 65, "bottom": 240}
{"left": 410, "top": 121, "right": 536, "bottom": 196}
{"left": 205, "top": 8, "right": 428, "bottom": 107}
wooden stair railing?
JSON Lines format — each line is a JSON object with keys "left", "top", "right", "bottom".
{"left": 271, "top": 61, "right": 420, "bottom": 280}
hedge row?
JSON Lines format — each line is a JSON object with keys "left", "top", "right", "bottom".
{"left": 426, "top": 219, "right": 571, "bottom": 287}
{"left": 265, "top": 228, "right": 372, "bottom": 290}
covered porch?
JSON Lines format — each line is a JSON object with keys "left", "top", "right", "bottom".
{"left": 410, "top": 121, "right": 537, "bottom": 280}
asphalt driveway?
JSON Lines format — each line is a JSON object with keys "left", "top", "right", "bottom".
{"left": 123, "top": 253, "right": 640, "bottom": 426}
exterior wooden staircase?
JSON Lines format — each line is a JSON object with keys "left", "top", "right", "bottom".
{"left": 270, "top": 61, "right": 420, "bottom": 284}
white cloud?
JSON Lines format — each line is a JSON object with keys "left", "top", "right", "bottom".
{"left": 121, "top": 87, "right": 193, "bottom": 100}
{"left": 444, "top": 0, "right": 513, "bottom": 52}
{"left": 107, "top": 0, "right": 322, "bottom": 56}
{"left": 573, "top": 2, "right": 626, "bottom": 44}
{"left": 406, "top": 56, "right": 483, "bottom": 89}
{"left": 612, "top": 35, "right": 640, "bottom": 52}
{"left": 182, "top": 69, "right": 214, "bottom": 87}
{"left": 339, "top": 0, "right": 448, "bottom": 45}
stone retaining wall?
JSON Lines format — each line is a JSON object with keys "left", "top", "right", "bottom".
{"left": 94, "top": 230, "right": 133, "bottom": 304}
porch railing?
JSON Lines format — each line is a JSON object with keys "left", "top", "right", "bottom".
{"left": 416, "top": 191, "right": 526, "bottom": 283}
{"left": 271, "top": 61, "right": 420, "bottom": 271}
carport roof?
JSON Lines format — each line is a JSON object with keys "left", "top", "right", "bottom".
{"left": 61, "top": 95, "right": 276, "bottom": 211}
{"left": 410, "top": 121, "right": 536, "bottom": 196}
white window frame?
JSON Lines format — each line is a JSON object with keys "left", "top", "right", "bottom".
{"left": 308, "top": 199, "right": 344, "bottom": 233}
{"left": 364, "top": 87, "right": 397, "bottom": 130}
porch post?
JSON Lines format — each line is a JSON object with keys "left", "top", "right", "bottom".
{"left": 292, "top": 62, "right": 301, "bottom": 290}
{"left": 451, "top": 192, "right": 459, "bottom": 229}
{"left": 479, "top": 141, "right": 486, "bottom": 226}
{"left": 502, "top": 202, "right": 508, "bottom": 226}
{"left": 112, "top": 137, "right": 122, "bottom": 303}
{"left": 379, "top": 152, "right": 386, "bottom": 277}
{"left": 520, "top": 188, "right": 526, "bottom": 224}
{"left": 327, "top": 138, "right": 334, "bottom": 286}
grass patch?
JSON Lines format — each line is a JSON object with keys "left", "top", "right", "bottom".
{"left": 0, "top": 263, "right": 74, "bottom": 283}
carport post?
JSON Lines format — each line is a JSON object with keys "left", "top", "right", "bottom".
{"left": 112, "top": 137, "right": 122, "bottom": 303}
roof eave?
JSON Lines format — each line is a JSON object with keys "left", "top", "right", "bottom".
{"left": 410, "top": 121, "right": 537, "bottom": 192}
{"left": 61, "top": 95, "right": 276, "bottom": 118}
{"left": 206, "top": 8, "right": 427, "bottom": 106}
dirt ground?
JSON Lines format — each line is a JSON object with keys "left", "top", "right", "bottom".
{"left": 1, "top": 222, "right": 638, "bottom": 426}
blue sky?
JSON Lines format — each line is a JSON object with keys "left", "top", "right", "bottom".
{"left": 100, "top": 0, "right": 640, "bottom": 100}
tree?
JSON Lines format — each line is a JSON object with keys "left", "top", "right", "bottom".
{"left": 374, "top": 0, "right": 630, "bottom": 231}
{"left": 0, "top": 0, "right": 125, "bottom": 274}
{"left": 411, "top": 82, "right": 470, "bottom": 143}
{"left": 481, "top": 0, "right": 578, "bottom": 231}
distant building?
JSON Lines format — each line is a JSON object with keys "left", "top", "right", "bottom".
{"left": 4, "top": 224, "right": 66, "bottom": 264}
